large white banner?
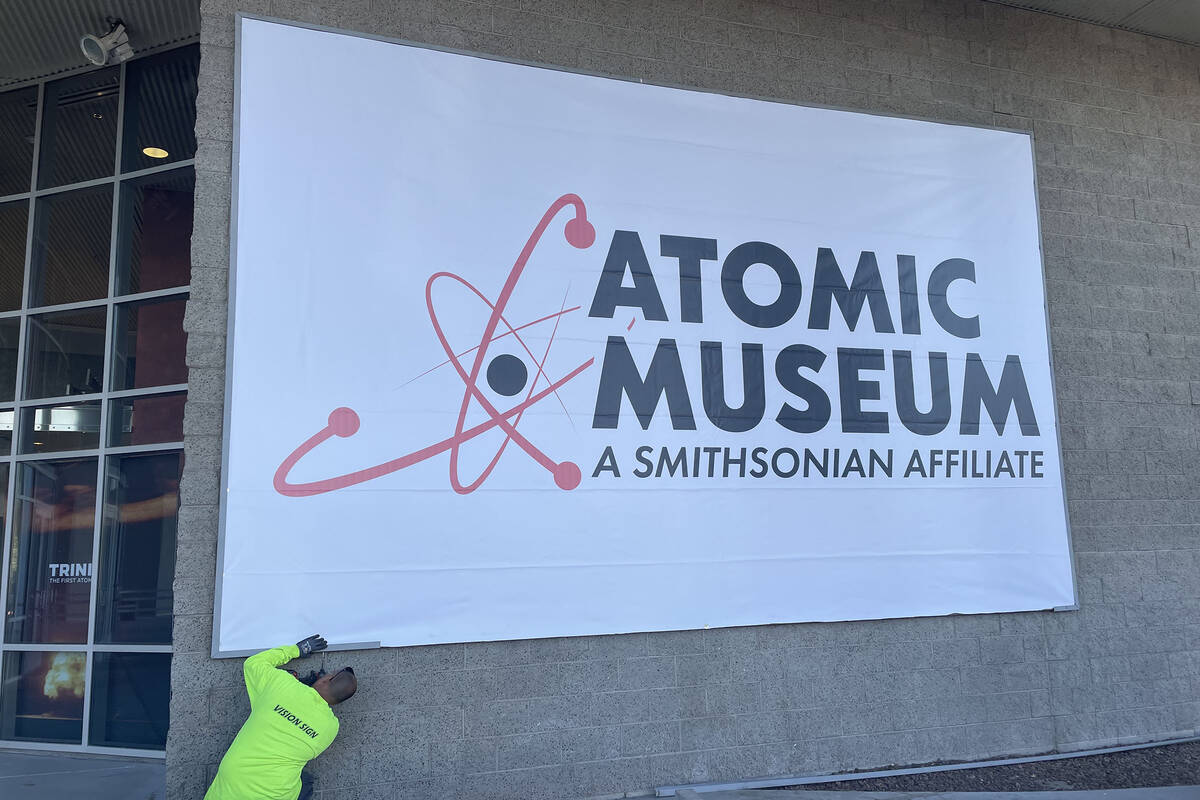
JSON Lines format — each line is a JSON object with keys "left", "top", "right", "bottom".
{"left": 217, "top": 16, "right": 1075, "bottom": 654}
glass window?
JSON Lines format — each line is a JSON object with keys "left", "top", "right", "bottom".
{"left": 0, "top": 87, "right": 37, "bottom": 196}
{"left": 29, "top": 186, "right": 112, "bottom": 307}
{"left": 0, "top": 316, "right": 19, "bottom": 402}
{"left": 5, "top": 458, "right": 96, "bottom": 644}
{"left": 112, "top": 297, "right": 187, "bottom": 391}
{"left": 95, "top": 453, "right": 179, "bottom": 645}
{"left": 121, "top": 46, "right": 199, "bottom": 172}
{"left": 88, "top": 652, "right": 170, "bottom": 749}
{"left": 0, "top": 650, "right": 86, "bottom": 744}
{"left": 115, "top": 169, "right": 193, "bottom": 295}
{"left": 0, "top": 47, "right": 195, "bottom": 755}
{"left": 108, "top": 392, "right": 185, "bottom": 447}
{"left": 38, "top": 67, "right": 119, "bottom": 189}
{"left": 19, "top": 400, "right": 102, "bottom": 454}
{"left": 0, "top": 200, "right": 28, "bottom": 311}
{"left": 25, "top": 307, "right": 107, "bottom": 400}
{"left": 0, "top": 410, "right": 12, "bottom": 455}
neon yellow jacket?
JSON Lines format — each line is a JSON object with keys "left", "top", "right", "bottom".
{"left": 204, "top": 645, "right": 340, "bottom": 800}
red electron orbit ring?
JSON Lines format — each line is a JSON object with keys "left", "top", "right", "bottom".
{"left": 273, "top": 193, "right": 596, "bottom": 497}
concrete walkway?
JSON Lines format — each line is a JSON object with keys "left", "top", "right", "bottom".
{"left": 675, "top": 790, "right": 1200, "bottom": 799}
{"left": 0, "top": 749, "right": 165, "bottom": 800}
{"left": 1, "top": 750, "right": 1196, "bottom": 800}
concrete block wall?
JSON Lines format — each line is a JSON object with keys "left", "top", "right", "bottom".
{"left": 167, "top": 1, "right": 1200, "bottom": 797}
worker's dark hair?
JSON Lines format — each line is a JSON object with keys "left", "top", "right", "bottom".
{"left": 328, "top": 667, "right": 357, "bottom": 705}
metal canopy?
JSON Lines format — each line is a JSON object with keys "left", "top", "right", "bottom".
{"left": 1, "top": 0, "right": 199, "bottom": 88}
{"left": 989, "top": 0, "right": 1200, "bottom": 45}
{"left": 0, "top": 1, "right": 1193, "bottom": 89}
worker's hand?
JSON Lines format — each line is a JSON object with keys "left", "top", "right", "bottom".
{"left": 295, "top": 634, "right": 328, "bottom": 658}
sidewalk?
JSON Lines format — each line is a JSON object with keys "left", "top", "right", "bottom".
{"left": 1, "top": 748, "right": 1196, "bottom": 800}
{"left": 681, "top": 791, "right": 1200, "bottom": 796}
{"left": 0, "top": 749, "right": 165, "bottom": 800}
{"left": 676, "top": 791, "right": 1200, "bottom": 799}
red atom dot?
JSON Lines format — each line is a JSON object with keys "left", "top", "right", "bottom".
{"left": 564, "top": 218, "right": 595, "bottom": 249}
{"left": 328, "top": 407, "right": 360, "bottom": 437}
{"left": 553, "top": 461, "right": 582, "bottom": 490}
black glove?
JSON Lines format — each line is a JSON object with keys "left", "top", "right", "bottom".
{"left": 296, "top": 634, "right": 328, "bottom": 658}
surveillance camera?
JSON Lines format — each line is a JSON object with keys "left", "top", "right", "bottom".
{"left": 80, "top": 19, "right": 133, "bottom": 66}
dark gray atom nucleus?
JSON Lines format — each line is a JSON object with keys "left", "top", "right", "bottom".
{"left": 486, "top": 353, "right": 528, "bottom": 397}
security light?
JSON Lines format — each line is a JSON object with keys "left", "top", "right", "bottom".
{"left": 81, "top": 18, "right": 133, "bottom": 66}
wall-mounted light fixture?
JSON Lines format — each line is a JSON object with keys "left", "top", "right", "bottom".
{"left": 81, "top": 18, "right": 133, "bottom": 66}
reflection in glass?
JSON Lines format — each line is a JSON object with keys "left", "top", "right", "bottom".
{"left": 0, "top": 461, "right": 8, "bottom": 526}
{"left": 96, "top": 453, "right": 179, "bottom": 645}
{"left": 0, "top": 316, "right": 19, "bottom": 401}
{"left": 0, "top": 87, "right": 37, "bottom": 196}
{"left": 38, "top": 67, "right": 119, "bottom": 189}
{"left": 5, "top": 459, "right": 96, "bottom": 643}
{"left": 19, "top": 401, "right": 102, "bottom": 454}
{"left": 115, "top": 169, "right": 193, "bottom": 295}
{"left": 0, "top": 650, "right": 86, "bottom": 743}
{"left": 25, "top": 307, "right": 107, "bottom": 399}
{"left": 108, "top": 392, "right": 185, "bottom": 447}
{"left": 29, "top": 186, "right": 112, "bottom": 307}
{"left": 0, "top": 410, "right": 12, "bottom": 455}
{"left": 121, "top": 46, "right": 199, "bottom": 172}
{"left": 0, "top": 200, "right": 27, "bottom": 311}
{"left": 112, "top": 297, "right": 187, "bottom": 391}
{"left": 89, "top": 652, "right": 170, "bottom": 748}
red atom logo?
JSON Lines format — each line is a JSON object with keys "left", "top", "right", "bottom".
{"left": 273, "top": 193, "right": 597, "bottom": 497}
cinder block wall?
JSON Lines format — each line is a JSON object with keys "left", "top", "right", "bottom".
{"left": 168, "top": 1, "right": 1200, "bottom": 797}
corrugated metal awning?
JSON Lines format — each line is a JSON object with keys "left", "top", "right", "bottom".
{"left": 1, "top": 0, "right": 199, "bottom": 88}
{"left": 1, "top": 1, "right": 1194, "bottom": 90}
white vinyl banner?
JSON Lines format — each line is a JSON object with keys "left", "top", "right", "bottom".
{"left": 218, "top": 17, "right": 1075, "bottom": 654}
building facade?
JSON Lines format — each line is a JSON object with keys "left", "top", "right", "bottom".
{"left": 1, "top": 1, "right": 1198, "bottom": 798}
{"left": 165, "top": 2, "right": 1200, "bottom": 798}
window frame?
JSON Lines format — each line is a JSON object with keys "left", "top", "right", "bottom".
{"left": 0, "top": 43, "right": 197, "bottom": 758}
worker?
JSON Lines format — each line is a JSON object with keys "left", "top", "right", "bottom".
{"left": 204, "top": 634, "right": 358, "bottom": 800}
